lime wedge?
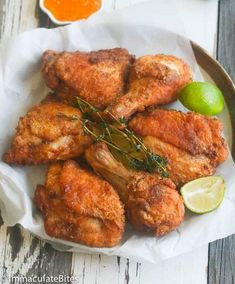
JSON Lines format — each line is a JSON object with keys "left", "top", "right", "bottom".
{"left": 180, "top": 176, "right": 225, "bottom": 214}
{"left": 178, "top": 82, "right": 224, "bottom": 116}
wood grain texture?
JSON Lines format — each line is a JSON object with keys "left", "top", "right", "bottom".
{"left": 216, "top": 0, "right": 235, "bottom": 82}
{"left": 0, "top": 0, "right": 37, "bottom": 40}
{"left": 208, "top": 1, "right": 235, "bottom": 284}
{"left": 71, "top": 254, "right": 141, "bottom": 284}
{"left": 0, "top": 226, "right": 72, "bottom": 284}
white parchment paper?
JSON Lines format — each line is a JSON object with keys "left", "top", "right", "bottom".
{"left": 0, "top": 1, "right": 235, "bottom": 263}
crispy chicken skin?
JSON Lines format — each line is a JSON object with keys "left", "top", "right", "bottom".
{"left": 106, "top": 54, "right": 192, "bottom": 119}
{"left": 3, "top": 101, "right": 92, "bottom": 164}
{"left": 85, "top": 143, "right": 185, "bottom": 236}
{"left": 42, "top": 48, "right": 135, "bottom": 110}
{"left": 129, "top": 109, "right": 228, "bottom": 184}
{"left": 34, "top": 160, "right": 125, "bottom": 247}
{"left": 143, "top": 137, "right": 215, "bottom": 186}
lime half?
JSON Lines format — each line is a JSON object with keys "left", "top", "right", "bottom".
{"left": 180, "top": 176, "right": 225, "bottom": 214}
{"left": 178, "top": 82, "right": 224, "bottom": 116}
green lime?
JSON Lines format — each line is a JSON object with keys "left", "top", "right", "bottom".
{"left": 178, "top": 82, "right": 224, "bottom": 115}
{"left": 180, "top": 176, "right": 225, "bottom": 214}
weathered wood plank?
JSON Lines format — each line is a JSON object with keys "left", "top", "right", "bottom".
{"left": 0, "top": 225, "right": 72, "bottom": 284}
{"left": 72, "top": 244, "right": 208, "bottom": 284}
{"left": 0, "top": 0, "right": 37, "bottom": 40}
{"left": 0, "top": 216, "right": 7, "bottom": 283}
{"left": 140, "top": 246, "right": 208, "bottom": 284}
{"left": 71, "top": 253, "right": 141, "bottom": 284}
{"left": 216, "top": 0, "right": 235, "bottom": 82}
{"left": 208, "top": 0, "right": 235, "bottom": 283}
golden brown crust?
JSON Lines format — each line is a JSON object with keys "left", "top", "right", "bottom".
{"left": 85, "top": 142, "right": 185, "bottom": 237}
{"left": 42, "top": 48, "right": 135, "bottom": 110}
{"left": 143, "top": 136, "right": 215, "bottom": 186}
{"left": 107, "top": 54, "right": 192, "bottom": 119}
{"left": 34, "top": 160, "right": 125, "bottom": 247}
{"left": 129, "top": 109, "right": 228, "bottom": 167}
{"left": 3, "top": 101, "right": 92, "bottom": 164}
{"left": 127, "top": 173, "right": 184, "bottom": 236}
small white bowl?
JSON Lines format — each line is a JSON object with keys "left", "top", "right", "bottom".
{"left": 39, "top": 0, "right": 103, "bottom": 26}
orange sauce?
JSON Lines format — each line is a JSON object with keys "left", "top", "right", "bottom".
{"left": 44, "top": 0, "right": 102, "bottom": 22}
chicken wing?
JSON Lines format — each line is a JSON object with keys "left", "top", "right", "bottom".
{"left": 106, "top": 54, "right": 192, "bottom": 120}
{"left": 85, "top": 143, "right": 185, "bottom": 237}
{"left": 128, "top": 109, "right": 228, "bottom": 185}
{"left": 34, "top": 160, "right": 125, "bottom": 247}
{"left": 3, "top": 100, "right": 92, "bottom": 164}
{"left": 42, "top": 48, "right": 135, "bottom": 110}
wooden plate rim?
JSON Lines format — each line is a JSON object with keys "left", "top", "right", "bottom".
{"left": 191, "top": 41, "right": 235, "bottom": 157}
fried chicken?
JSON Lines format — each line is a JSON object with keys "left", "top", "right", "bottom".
{"left": 85, "top": 143, "right": 185, "bottom": 237}
{"left": 3, "top": 100, "right": 92, "bottom": 164}
{"left": 129, "top": 109, "right": 228, "bottom": 185}
{"left": 42, "top": 48, "right": 135, "bottom": 110}
{"left": 142, "top": 137, "right": 215, "bottom": 186}
{"left": 106, "top": 54, "right": 192, "bottom": 120}
{"left": 34, "top": 160, "right": 125, "bottom": 247}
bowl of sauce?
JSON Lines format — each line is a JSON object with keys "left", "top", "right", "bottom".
{"left": 39, "top": 0, "right": 102, "bottom": 25}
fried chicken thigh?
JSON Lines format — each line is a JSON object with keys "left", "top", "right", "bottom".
{"left": 106, "top": 54, "right": 192, "bottom": 120}
{"left": 129, "top": 109, "right": 228, "bottom": 185}
{"left": 85, "top": 143, "right": 185, "bottom": 236}
{"left": 42, "top": 48, "right": 135, "bottom": 109}
{"left": 3, "top": 100, "right": 92, "bottom": 164}
{"left": 34, "top": 160, "right": 125, "bottom": 247}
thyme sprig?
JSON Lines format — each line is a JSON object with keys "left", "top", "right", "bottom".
{"left": 74, "top": 97, "right": 169, "bottom": 177}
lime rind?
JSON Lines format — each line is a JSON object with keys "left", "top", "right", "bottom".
{"left": 178, "top": 82, "right": 224, "bottom": 116}
{"left": 180, "top": 176, "right": 226, "bottom": 214}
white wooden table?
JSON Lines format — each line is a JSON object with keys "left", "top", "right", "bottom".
{"left": 0, "top": 1, "right": 224, "bottom": 283}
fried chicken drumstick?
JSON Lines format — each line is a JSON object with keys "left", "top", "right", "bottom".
{"left": 85, "top": 143, "right": 185, "bottom": 236}
{"left": 42, "top": 48, "right": 135, "bottom": 109}
{"left": 129, "top": 109, "right": 228, "bottom": 185}
{"left": 3, "top": 100, "right": 92, "bottom": 164}
{"left": 106, "top": 54, "right": 192, "bottom": 120}
{"left": 34, "top": 160, "right": 125, "bottom": 247}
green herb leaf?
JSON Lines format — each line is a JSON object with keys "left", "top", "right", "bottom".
{"left": 75, "top": 97, "right": 169, "bottom": 177}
